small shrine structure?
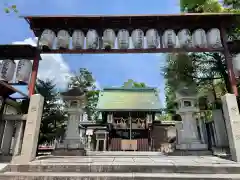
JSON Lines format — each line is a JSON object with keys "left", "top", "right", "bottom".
{"left": 82, "top": 87, "right": 162, "bottom": 151}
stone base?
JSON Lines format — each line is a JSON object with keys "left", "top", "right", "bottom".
{"left": 176, "top": 143, "right": 208, "bottom": 150}
{"left": 167, "top": 150, "right": 212, "bottom": 156}
{"left": 52, "top": 148, "right": 86, "bottom": 156}
{"left": 63, "top": 139, "right": 85, "bottom": 149}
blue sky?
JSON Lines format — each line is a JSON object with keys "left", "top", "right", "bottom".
{"left": 0, "top": 0, "right": 180, "bottom": 105}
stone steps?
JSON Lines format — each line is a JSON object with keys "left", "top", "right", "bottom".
{"left": 2, "top": 155, "right": 240, "bottom": 179}
{"left": 1, "top": 172, "right": 240, "bottom": 180}
{"left": 5, "top": 163, "right": 240, "bottom": 174}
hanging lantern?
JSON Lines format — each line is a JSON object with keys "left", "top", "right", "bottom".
{"left": 131, "top": 29, "right": 144, "bottom": 49}
{"left": 146, "top": 29, "right": 159, "bottom": 48}
{"left": 107, "top": 113, "right": 113, "bottom": 123}
{"left": 0, "top": 60, "right": 16, "bottom": 82}
{"left": 0, "top": 62, "right": 2, "bottom": 74}
{"left": 103, "top": 29, "right": 116, "bottom": 50}
{"left": 162, "top": 29, "right": 177, "bottom": 48}
{"left": 233, "top": 53, "right": 240, "bottom": 71}
{"left": 233, "top": 54, "right": 240, "bottom": 77}
{"left": 177, "top": 29, "right": 192, "bottom": 48}
{"left": 16, "top": 60, "right": 32, "bottom": 83}
{"left": 207, "top": 28, "right": 222, "bottom": 48}
{"left": 146, "top": 114, "right": 153, "bottom": 128}
{"left": 39, "top": 29, "right": 56, "bottom": 49}
{"left": 56, "top": 30, "right": 70, "bottom": 49}
{"left": 117, "top": 29, "right": 130, "bottom": 49}
{"left": 86, "top": 29, "right": 99, "bottom": 49}
{"left": 192, "top": 29, "right": 207, "bottom": 48}
{"left": 72, "top": 30, "right": 85, "bottom": 49}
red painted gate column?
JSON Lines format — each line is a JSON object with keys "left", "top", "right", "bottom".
{"left": 220, "top": 25, "right": 238, "bottom": 96}
{"left": 28, "top": 55, "right": 40, "bottom": 96}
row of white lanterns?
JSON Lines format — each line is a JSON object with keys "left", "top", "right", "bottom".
{"left": 0, "top": 60, "right": 32, "bottom": 83}
{"left": 40, "top": 28, "right": 222, "bottom": 50}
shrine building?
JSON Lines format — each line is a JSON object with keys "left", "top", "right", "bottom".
{"left": 81, "top": 87, "right": 164, "bottom": 151}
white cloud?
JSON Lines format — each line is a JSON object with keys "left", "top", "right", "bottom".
{"left": 94, "top": 81, "right": 101, "bottom": 90}
{"left": 12, "top": 38, "right": 71, "bottom": 89}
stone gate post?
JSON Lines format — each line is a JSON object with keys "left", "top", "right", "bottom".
{"left": 221, "top": 93, "right": 240, "bottom": 162}
{"left": 12, "top": 94, "right": 44, "bottom": 164}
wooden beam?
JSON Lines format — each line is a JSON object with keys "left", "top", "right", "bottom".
{"left": 0, "top": 81, "right": 28, "bottom": 98}
{"left": 2, "top": 114, "right": 27, "bottom": 121}
{"left": 40, "top": 47, "right": 224, "bottom": 54}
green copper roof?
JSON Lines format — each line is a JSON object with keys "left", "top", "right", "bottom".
{"left": 96, "top": 88, "right": 162, "bottom": 111}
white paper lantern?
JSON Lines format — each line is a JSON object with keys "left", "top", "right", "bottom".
{"left": 146, "top": 29, "right": 159, "bottom": 48}
{"left": 72, "top": 30, "right": 85, "bottom": 49}
{"left": 207, "top": 28, "right": 222, "bottom": 48}
{"left": 177, "top": 29, "right": 192, "bottom": 48}
{"left": 86, "top": 29, "right": 99, "bottom": 49}
{"left": 56, "top": 30, "right": 70, "bottom": 49}
{"left": 131, "top": 29, "right": 144, "bottom": 49}
{"left": 0, "top": 60, "right": 16, "bottom": 82}
{"left": 162, "top": 29, "right": 177, "bottom": 48}
{"left": 192, "top": 29, "right": 207, "bottom": 48}
{"left": 16, "top": 60, "right": 32, "bottom": 83}
{"left": 39, "top": 29, "right": 56, "bottom": 49}
{"left": 0, "top": 62, "right": 2, "bottom": 73}
{"left": 233, "top": 53, "right": 240, "bottom": 71}
{"left": 103, "top": 29, "right": 116, "bottom": 49}
{"left": 117, "top": 29, "right": 130, "bottom": 49}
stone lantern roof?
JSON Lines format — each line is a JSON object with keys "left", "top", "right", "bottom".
{"left": 61, "top": 87, "right": 85, "bottom": 96}
{"left": 60, "top": 87, "right": 86, "bottom": 100}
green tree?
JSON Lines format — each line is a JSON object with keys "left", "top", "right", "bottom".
{"left": 68, "top": 68, "right": 99, "bottom": 120}
{"left": 122, "top": 79, "right": 147, "bottom": 88}
{"left": 4, "top": 4, "right": 17, "bottom": 13}
{"left": 35, "top": 79, "right": 67, "bottom": 144}
{"left": 163, "top": 0, "right": 240, "bottom": 114}
{"left": 164, "top": 0, "right": 240, "bottom": 113}
{"left": 180, "top": 0, "right": 222, "bottom": 12}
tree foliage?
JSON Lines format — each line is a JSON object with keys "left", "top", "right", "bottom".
{"left": 122, "top": 79, "right": 147, "bottom": 88}
{"left": 68, "top": 68, "right": 99, "bottom": 120}
{"left": 180, "top": 0, "right": 223, "bottom": 12}
{"left": 35, "top": 79, "right": 67, "bottom": 144}
{"left": 164, "top": 0, "right": 240, "bottom": 113}
{"left": 4, "top": 4, "right": 17, "bottom": 13}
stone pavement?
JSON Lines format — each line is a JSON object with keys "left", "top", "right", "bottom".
{"left": 2, "top": 155, "right": 240, "bottom": 179}
{"left": 31, "top": 155, "right": 238, "bottom": 166}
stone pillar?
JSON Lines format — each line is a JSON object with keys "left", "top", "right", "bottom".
{"left": 176, "top": 112, "right": 208, "bottom": 150}
{"left": 13, "top": 121, "right": 25, "bottom": 156}
{"left": 64, "top": 113, "right": 82, "bottom": 149}
{"left": 12, "top": 94, "right": 44, "bottom": 164}
{"left": 103, "top": 139, "right": 107, "bottom": 151}
{"left": 198, "top": 117, "right": 207, "bottom": 144}
{"left": 181, "top": 113, "right": 199, "bottom": 143}
{"left": 212, "top": 109, "right": 229, "bottom": 147}
{"left": 175, "top": 121, "right": 183, "bottom": 145}
{"left": 1, "top": 120, "right": 14, "bottom": 155}
{"left": 87, "top": 135, "right": 92, "bottom": 150}
{"left": 0, "top": 120, "right": 6, "bottom": 148}
{"left": 221, "top": 93, "right": 240, "bottom": 162}
{"left": 96, "top": 140, "right": 99, "bottom": 151}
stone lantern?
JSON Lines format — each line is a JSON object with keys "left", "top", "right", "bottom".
{"left": 54, "top": 87, "right": 87, "bottom": 155}
{"left": 175, "top": 86, "right": 208, "bottom": 150}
